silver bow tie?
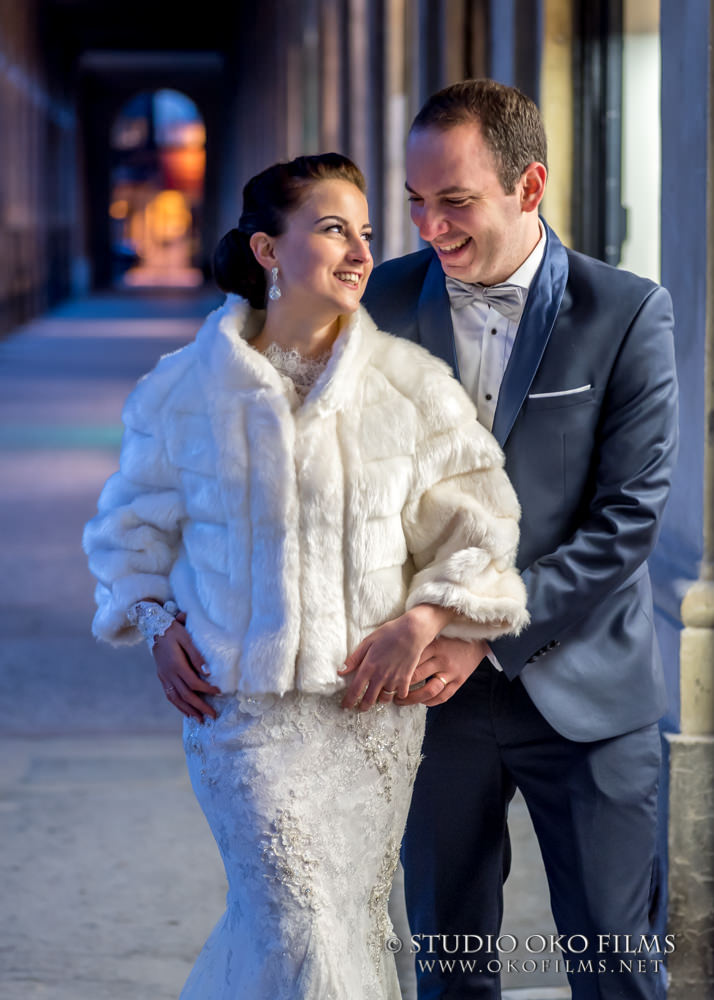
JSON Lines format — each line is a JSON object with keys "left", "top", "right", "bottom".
{"left": 445, "top": 277, "right": 526, "bottom": 322}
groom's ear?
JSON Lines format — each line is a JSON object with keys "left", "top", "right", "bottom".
{"left": 519, "top": 162, "right": 547, "bottom": 213}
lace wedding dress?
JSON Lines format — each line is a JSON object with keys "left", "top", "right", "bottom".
{"left": 179, "top": 344, "right": 426, "bottom": 1000}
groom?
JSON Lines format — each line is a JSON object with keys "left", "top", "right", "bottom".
{"left": 363, "top": 79, "right": 678, "bottom": 999}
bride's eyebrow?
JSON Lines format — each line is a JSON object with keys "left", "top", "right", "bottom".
{"left": 314, "top": 215, "right": 372, "bottom": 230}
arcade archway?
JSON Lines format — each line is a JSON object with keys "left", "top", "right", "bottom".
{"left": 109, "top": 88, "right": 206, "bottom": 287}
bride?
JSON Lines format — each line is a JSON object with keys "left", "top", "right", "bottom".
{"left": 83, "top": 152, "right": 528, "bottom": 999}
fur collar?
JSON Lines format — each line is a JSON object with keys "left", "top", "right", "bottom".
{"left": 195, "top": 294, "right": 375, "bottom": 418}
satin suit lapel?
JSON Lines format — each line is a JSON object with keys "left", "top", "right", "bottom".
{"left": 415, "top": 224, "right": 570, "bottom": 448}
{"left": 417, "top": 253, "right": 461, "bottom": 375}
{"left": 491, "top": 224, "right": 569, "bottom": 445}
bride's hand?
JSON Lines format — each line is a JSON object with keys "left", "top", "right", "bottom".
{"left": 338, "top": 604, "right": 452, "bottom": 711}
{"left": 153, "top": 614, "right": 222, "bottom": 721}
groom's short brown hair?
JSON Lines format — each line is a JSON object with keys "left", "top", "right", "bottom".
{"left": 411, "top": 78, "right": 548, "bottom": 194}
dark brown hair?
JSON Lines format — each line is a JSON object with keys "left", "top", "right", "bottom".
{"left": 411, "top": 79, "right": 548, "bottom": 194}
{"left": 213, "top": 153, "right": 366, "bottom": 308}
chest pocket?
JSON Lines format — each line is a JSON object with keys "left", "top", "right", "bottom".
{"left": 525, "top": 385, "right": 596, "bottom": 410}
{"left": 512, "top": 385, "right": 600, "bottom": 513}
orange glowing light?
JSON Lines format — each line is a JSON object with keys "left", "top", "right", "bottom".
{"left": 146, "top": 190, "right": 192, "bottom": 243}
{"left": 160, "top": 148, "right": 206, "bottom": 197}
{"left": 109, "top": 199, "right": 129, "bottom": 220}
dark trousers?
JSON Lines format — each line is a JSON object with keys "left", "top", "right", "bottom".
{"left": 402, "top": 660, "right": 664, "bottom": 1000}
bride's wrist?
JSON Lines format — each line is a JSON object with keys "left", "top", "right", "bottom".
{"left": 405, "top": 603, "right": 454, "bottom": 639}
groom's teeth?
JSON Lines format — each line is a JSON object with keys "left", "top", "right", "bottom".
{"left": 441, "top": 237, "right": 470, "bottom": 252}
{"left": 336, "top": 272, "right": 360, "bottom": 285}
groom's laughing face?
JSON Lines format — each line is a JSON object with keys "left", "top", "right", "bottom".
{"left": 405, "top": 122, "right": 540, "bottom": 287}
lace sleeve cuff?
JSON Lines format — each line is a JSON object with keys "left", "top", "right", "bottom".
{"left": 127, "top": 600, "right": 179, "bottom": 650}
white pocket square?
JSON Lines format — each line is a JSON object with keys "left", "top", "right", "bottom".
{"left": 528, "top": 384, "right": 592, "bottom": 399}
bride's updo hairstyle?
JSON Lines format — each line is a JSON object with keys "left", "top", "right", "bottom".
{"left": 214, "top": 152, "right": 366, "bottom": 308}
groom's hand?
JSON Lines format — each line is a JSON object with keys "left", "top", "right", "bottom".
{"left": 394, "top": 636, "right": 489, "bottom": 706}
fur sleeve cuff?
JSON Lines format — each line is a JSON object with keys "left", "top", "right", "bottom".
{"left": 91, "top": 574, "right": 175, "bottom": 645}
{"left": 405, "top": 571, "right": 529, "bottom": 640}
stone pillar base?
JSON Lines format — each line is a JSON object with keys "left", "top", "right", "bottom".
{"left": 665, "top": 733, "right": 714, "bottom": 996}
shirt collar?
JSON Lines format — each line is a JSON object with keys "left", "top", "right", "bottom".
{"left": 506, "top": 219, "right": 546, "bottom": 291}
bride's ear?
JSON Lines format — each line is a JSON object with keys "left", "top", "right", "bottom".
{"left": 249, "top": 232, "right": 278, "bottom": 271}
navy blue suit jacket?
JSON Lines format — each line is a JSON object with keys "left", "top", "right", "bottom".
{"left": 363, "top": 223, "right": 678, "bottom": 741}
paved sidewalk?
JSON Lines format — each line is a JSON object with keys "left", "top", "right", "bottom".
{"left": 0, "top": 292, "right": 569, "bottom": 999}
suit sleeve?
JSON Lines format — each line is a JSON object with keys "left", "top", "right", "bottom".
{"left": 82, "top": 372, "right": 187, "bottom": 646}
{"left": 401, "top": 393, "right": 529, "bottom": 642}
{"left": 490, "top": 285, "right": 678, "bottom": 677}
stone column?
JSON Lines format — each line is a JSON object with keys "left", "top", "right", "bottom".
{"left": 345, "top": 0, "right": 370, "bottom": 175}
{"left": 666, "top": 4, "right": 714, "bottom": 994}
{"left": 318, "top": 0, "right": 343, "bottom": 152}
{"left": 540, "top": 0, "right": 574, "bottom": 248}
{"left": 382, "top": 0, "right": 409, "bottom": 262}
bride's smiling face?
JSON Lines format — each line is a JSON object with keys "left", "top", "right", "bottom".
{"left": 265, "top": 179, "right": 374, "bottom": 318}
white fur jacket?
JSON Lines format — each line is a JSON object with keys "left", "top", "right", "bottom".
{"left": 84, "top": 295, "right": 528, "bottom": 696}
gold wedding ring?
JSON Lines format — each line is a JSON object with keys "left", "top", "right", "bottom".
{"left": 435, "top": 673, "right": 448, "bottom": 688}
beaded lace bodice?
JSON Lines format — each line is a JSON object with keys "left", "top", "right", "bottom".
{"left": 262, "top": 342, "right": 332, "bottom": 400}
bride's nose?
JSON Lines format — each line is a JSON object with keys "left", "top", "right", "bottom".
{"left": 347, "top": 234, "right": 371, "bottom": 263}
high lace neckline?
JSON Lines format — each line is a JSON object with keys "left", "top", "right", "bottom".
{"left": 261, "top": 342, "right": 332, "bottom": 401}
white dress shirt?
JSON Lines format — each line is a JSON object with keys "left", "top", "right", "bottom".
{"left": 450, "top": 222, "right": 546, "bottom": 431}
{"left": 448, "top": 223, "right": 545, "bottom": 669}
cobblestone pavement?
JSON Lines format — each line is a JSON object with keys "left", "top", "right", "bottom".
{"left": 0, "top": 291, "right": 568, "bottom": 999}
